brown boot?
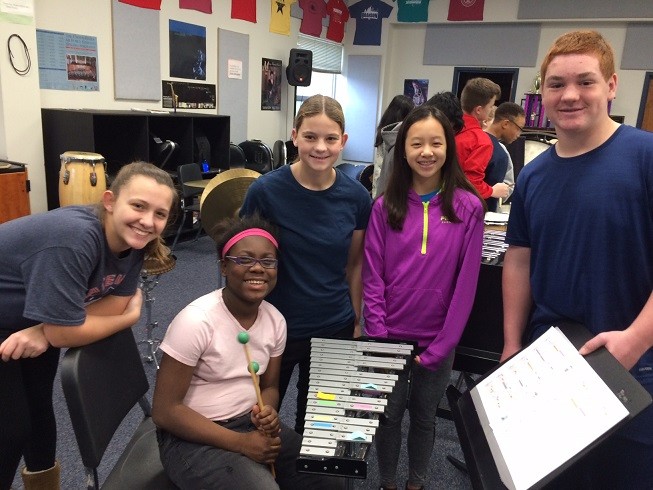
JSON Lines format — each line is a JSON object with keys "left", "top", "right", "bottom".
{"left": 21, "top": 461, "right": 60, "bottom": 490}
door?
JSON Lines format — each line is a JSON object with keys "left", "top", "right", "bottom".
{"left": 637, "top": 72, "right": 653, "bottom": 132}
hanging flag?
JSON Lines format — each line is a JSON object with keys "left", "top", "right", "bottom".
{"left": 232, "top": 0, "right": 257, "bottom": 23}
{"left": 180, "top": 0, "right": 212, "bottom": 14}
{"left": 270, "top": 0, "right": 297, "bottom": 36}
{"left": 118, "top": 0, "right": 162, "bottom": 9}
{"left": 447, "top": 0, "right": 484, "bottom": 21}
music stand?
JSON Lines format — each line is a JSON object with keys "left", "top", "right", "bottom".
{"left": 447, "top": 322, "right": 652, "bottom": 490}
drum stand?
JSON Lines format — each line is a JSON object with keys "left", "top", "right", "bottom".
{"left": 138, "top": 271, "right": 163, "bottom": 369}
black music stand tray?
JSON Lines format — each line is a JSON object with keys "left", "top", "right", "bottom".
{"left": 447, "top": 322, "right": 652, "bottom": 490}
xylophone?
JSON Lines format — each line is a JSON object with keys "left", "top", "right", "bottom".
{"left": 481, "top": 229, "right": 508, "bottom": 265}
{"left": 296, "top": 337, "right": 415, "bottom": 479}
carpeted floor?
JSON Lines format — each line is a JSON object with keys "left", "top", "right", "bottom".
{"left": 12, "top": 234, "right": 473, "bottom": 489}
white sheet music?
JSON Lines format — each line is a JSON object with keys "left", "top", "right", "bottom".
{"left": 471, "top": 326, "right": 628, "bottom": 490}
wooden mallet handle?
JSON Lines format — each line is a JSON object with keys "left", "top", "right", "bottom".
{"left": 237, "top": 332, "right": 276, "bottom": 477}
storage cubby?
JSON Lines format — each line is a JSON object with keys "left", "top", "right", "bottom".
{"left": 41, "top": 109, "right": 230, "bottom": 210}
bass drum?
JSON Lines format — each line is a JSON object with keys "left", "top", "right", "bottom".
{"left": 58, "top": 151, "right": 107, "bottom": 207}
{"left": 524, "top": 138, "right": 554, "bottom": 166}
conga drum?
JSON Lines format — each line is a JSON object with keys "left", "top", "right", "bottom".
{"left": 59, "top": 151, "right": 107, "bottom": 206}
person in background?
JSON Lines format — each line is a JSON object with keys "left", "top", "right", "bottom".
{"left": 483, "top": 102, "right": 526, "bottom": 211}
{"left": 239, "top": 94, "right": 372, "bottom": 434}
{"left": 501, "top": 30, "right": 653, "bottom": 489}
{"left": 426, "top": 91, "right": 465, "bottom": 134}
{"left": 152, "top": 215, "right": 342, "bottom": 490}
{"left": 373, "top": 94, "right": 415, "bottom": 197}
{"left": 481, "top": 104, "right": 496, "bottom": 131}
{"left": 376, "top": 91, "right": 464, "bottom": 197}
{"left": 0, "top": 162, "right": 177, "bottom": 490}
{"left": 456, "top": 77, "right": 510, "bottom": 203}
{"left": 363, "top": 104, "right": 485, "bottom": 490}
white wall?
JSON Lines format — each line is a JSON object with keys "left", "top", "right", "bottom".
{"left": 34, "top": 0, "right": 302, "bottom": 143}
{"left": 0, "top": 0, "right": 651, "bottom": 214}
{"left": 382, "top": 0, "right": 651, "bottom": 127}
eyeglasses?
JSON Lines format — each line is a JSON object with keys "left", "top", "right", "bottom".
{"left": 507, "top": 119, "right": 525, "bottom": 133}
{"left": 224, "top": 255, "right": 278, "bottom": 269}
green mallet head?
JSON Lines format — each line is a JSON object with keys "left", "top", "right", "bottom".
{"left": 249, "top": 361, "right": 260, "bottom": 374}
{"left": 237, "top": 332, "right": 250, "bottom": 344}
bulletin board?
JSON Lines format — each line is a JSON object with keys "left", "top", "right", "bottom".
{"left": 112, "top": 0, "right": 161, "bottom": 101}
{"left": 218, "top": 28, "right": 249, "bottom": 144}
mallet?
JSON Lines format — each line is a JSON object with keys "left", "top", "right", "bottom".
{"left": 237, "top": 331, "right": 276, "bottom": 477}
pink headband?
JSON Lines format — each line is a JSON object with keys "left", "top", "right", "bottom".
{"left": 222, "top": 228, "right": 279, "bottom": 258}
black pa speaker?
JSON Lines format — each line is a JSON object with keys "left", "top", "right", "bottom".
{"left": 286, "top": 49, "right": 312, "bottom": 87}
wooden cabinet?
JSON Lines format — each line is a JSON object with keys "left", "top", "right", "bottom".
{"left": 41, "top": 109, "right": 230, "bottom": 210}
{"left": 0, "top": 163, "right": 30, "bottom": 224}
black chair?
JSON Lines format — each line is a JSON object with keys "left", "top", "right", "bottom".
{"left": 229, "top": 142, "right": 247, "bottom": 169}
{"left": 272, "top": 139, "right": 286, "bottom": 170}
{"left": 238, "top": 140, "right": 273, "bottom": 174}
{"left": 170, "top": 163, "right": 203, "bottom": 250}
{"left": 60, "top": 328, "right": 177, "bottom": 490}
{"left": 285, "top": 140, "right": 298, "bottom": 165}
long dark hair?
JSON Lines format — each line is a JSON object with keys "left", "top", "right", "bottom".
{"left": 384, "top": 105, "right": 485, "bottom": 230}
{"left": 374, "top": 95, "right": 414, "bottom": 147}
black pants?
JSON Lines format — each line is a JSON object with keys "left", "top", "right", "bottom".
{"left": 0, "top": 346, "right": 60, "bottom": 489}
{"left": 278, "top": 322, "right": 354, "bottom": 434}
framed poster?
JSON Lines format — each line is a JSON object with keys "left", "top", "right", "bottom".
{"left": 404, "top": 79, "right": 428, "bottom": 106}
{"left": 261, "top": 58, "right": 282, "bottom": 111}
{"left": 36, "top": 29, "right": 99, "bottom": 91}
{"left": 169, "top": 19, "right": 206, "bottom": 80}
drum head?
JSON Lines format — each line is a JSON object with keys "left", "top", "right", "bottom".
{"left": 200, "top": 169, "right": 261, "bottom": 237}
{"left": 142, "top": 253, "right": 177, "bottom": 276}
{"left": 60, "top": 151, "right": 105, "bottom": 163}
{"left": 524, "top": 139, "right": 553, "bottom": 165}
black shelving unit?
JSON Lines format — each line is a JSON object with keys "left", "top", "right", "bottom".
{"left": 41, "top": 109, "right": 230, "bottom": 210}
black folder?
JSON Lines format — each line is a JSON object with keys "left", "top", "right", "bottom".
{"left": 447, "top": 321, "right": 652, "bottom": 490}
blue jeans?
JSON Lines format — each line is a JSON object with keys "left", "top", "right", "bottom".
{"left": 157, "top": 412, "right": 344, "bottom": 490}
{"left": 375, "top": 352, "right": 455, "bottom": 488}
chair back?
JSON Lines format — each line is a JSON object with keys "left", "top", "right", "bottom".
{"left": 176, "top": 163, "right": 203, "bottom": 200}
{"left": 272, "top": 139, "right": 286, "bottom": 170}
{"left": 229, "top": 143, "right": 247, "bottom": 169}
{"left": 60, "top": 328, "right": 149, "bottom": 470}
{"left": 285, "top": 140, "right": 298, "bottom": 165}
{"left": 238, "top": 140, "right": 273, "bottom": 174}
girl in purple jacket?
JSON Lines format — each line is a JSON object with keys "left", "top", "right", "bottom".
{"left": 363, "top": 104, "right": 485, "bottom": 490}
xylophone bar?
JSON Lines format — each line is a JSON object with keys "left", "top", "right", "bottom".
{"left": 310, "top": 366, "right": 398, "bottom": 381}
{"left": 308, "top": 391, "right": 387, "bottom": 407}
{"left": 311, "top": 337, "right": 414, "bottom": 356}
{"left": 309, "top": 378, "right": 394, "bottom": 394}
{"left": 307, "top": 399, "right": 386, "bottom": 414}
{"left": 310, "top": 351, "right": 407, "bottom": 369}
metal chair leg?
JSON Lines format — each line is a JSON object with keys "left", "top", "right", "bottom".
{"left": 170, "top": 210, "right": 187, "bottom": 251}
{"left": 137, "top": 273, "right": 162, "bottom": 368}
{"left": 193, "top": 218, "right": 203, "bottom": 242}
